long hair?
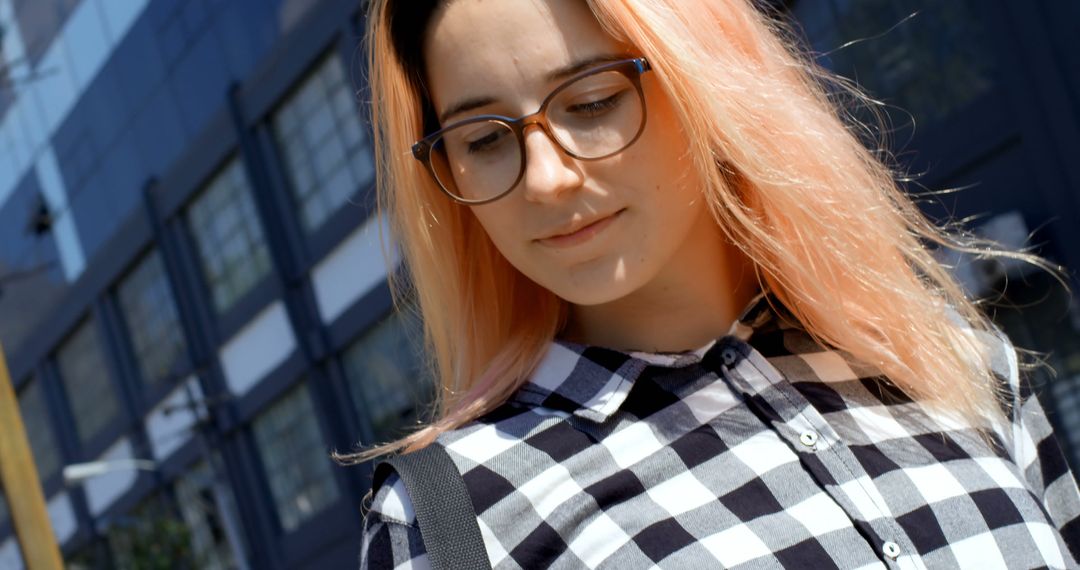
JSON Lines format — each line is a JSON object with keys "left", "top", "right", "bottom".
{"left": 340, "top": 0, "right": 1064, "bottom": 462}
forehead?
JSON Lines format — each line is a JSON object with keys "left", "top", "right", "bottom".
{"left": 422, "top": 0, "right": 628, "bottom": 112}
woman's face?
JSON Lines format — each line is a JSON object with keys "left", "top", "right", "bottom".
{"left": 424, "top": 0, "right": 715, "bottom": 306}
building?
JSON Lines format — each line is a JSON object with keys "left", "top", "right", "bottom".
{"left": 0, "top": 0, "right": 431, "bottom": 567}
{"left": 0, "top": 0, "right": 1078, "bottom": 568}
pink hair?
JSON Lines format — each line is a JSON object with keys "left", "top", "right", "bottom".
{"left": 338, "top": 0, "right": 1063, "bottom": 462}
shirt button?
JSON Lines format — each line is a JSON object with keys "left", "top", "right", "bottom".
{"left": 882, "top": 541, "right": 901, "bottom": 559}
{"left": 721, "top": 347, "right": 739, "bottom": 366}
{"left": 799, "top": 431, "right": 819, "bottom": 447}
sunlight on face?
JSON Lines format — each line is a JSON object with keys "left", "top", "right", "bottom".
{"left": 423, "top": 0, "right": 714, "bottom": 306}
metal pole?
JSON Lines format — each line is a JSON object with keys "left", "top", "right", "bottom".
{"left": 180, "top": 380, "right": 249, "bottom": 570}
{"left": 0, "top": 342, "right": 63, "bottom": 569}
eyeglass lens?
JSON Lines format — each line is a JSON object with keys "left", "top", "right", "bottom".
{"left": 428, "top": 69, "right": 644, "bottom": 203}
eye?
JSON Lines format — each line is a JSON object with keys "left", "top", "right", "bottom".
{"left": 567, "top": 90, "right": 627, "bottom": 116}
{"left": 466, "top": 128, "right": 509, "bottom": 153}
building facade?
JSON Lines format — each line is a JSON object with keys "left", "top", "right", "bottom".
{"left": 0, "top": 0, "right": 431, "bottom": 568}
{"left": 0, "top": 0, "right": 1078, "bottom": 568}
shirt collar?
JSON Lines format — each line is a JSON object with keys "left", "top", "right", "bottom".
{"left": 509, "top": 290, "right": 782, "bottom": 423}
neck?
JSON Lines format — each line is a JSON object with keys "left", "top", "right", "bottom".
{"left": 561, "top": 213, "right": 760, "bottom": 354}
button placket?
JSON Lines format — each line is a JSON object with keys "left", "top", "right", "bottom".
{"left": 717, "top": 338, "right": 927, "bottom": 570}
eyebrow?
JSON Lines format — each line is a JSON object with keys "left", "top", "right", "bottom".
{"left": 437, "top": 53, "right": 631, "bottom": 124}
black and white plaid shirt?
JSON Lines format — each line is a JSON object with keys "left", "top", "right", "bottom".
{"left": 360, "top": 291, "right": 1080, "bottom": 568}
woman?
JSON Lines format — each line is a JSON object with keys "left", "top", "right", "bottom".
{"left": 350, "top": 0, "right": 1080, "bottom": 567}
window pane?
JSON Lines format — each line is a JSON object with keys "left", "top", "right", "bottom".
{"left": 272, "top": 52, "right": 374, "bottom": 234}
{"left": 117, "top": 251, "right": 188, "bottom": 389}
{"left": 188, "top": 159, "right": 272, "bottom": 315}
{"left": 342, "top": 309, "right": 434, "bottom": 443}
{"left": 175, "top": 459, "right": 243, "bottom": 570}
{"left": 252, "top": 382, "right": 340, "bottom": 532}
{"left": 107, "top": 493, "right": 196, "bottom": 568}
{"left": 19, "top": 377, "right": 62, "bottom": 482}
{"left": 56, "top": 317, "right": 120, "bottom": 443}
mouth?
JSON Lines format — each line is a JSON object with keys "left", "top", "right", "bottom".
{"left": 536, "top": 208, "right": 626, "bottom": 249}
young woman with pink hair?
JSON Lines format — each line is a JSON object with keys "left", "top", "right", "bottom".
{"left": 348, "top": 0, "right": 1080, "bottom": 567}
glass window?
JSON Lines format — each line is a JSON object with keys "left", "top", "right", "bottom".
{"left": 272, "top": 51, "right": 374, "bottom": 233}
{"left": 56, "top": 317, "right": 121, "bottom": 444}
{"left": 188, "top": 158, "right": 272, "bottom": 315}
{"left": 116, "top": 251, "right": 188, "bottom": 390}
{"left": 107, "top": 493, "right": 195, "bottom": 568}
{"left": 342, "top": 309, "right": 435, "bottom": 443}
{"left": 790, "top": 0, "right": 996, "bottom": 126}
{"left": 174, "top": 459, "right": 243, "bottom": 570}
{"left": 19, "top": 377, "right": 62, "bottom": 482}
{"left": 252, "top": 382, "right": 340, "bottom": 532}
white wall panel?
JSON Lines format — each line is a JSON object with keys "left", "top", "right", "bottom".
{"left": 312, "top": 213, "right": 399, "bottom": 324}
{"left": 84, "top": 438, "right": 139, "bottom": 517}
{"left": 0, "top": 537, "right": 24, "bottom": 570}
{"left": 46, "top": 492, "right": 77, "bottom": 545}
{"left": 220, "top": 301, "right": 297, "bottom": 396}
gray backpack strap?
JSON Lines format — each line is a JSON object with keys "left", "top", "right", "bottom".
{"left": 372, "top": 444, "right": 491, "bottom": 570}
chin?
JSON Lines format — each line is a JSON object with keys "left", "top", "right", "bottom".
{"left": 527, "top": 255, "right": 649, "bottom": 306}
{"left": 547, "top": 280, "right": 640, "bottom": 307}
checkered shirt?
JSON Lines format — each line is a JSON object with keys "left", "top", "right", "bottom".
{"left": 359, "top": 292, "right": 1080, "bottom": 569}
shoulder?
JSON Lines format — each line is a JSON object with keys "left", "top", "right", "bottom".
{"left": 943, "top": 306, "right": 1019, "bottom": 391}
{"left": 434, "top": 403, "right": 575, "bottom": 467}
{"left": 364, "top": 405, "right": 544, "bottom": 524}
{"left": 367, "top": 470, "right": 417, "bottom": 527}
{"left": 361, "top": 470, "right": 430, "bottom": 570}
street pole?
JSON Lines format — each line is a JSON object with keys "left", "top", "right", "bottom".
{"left": 179, "top": 380, "right": 249, "bottom": 570}
{"left": 0, "top": 341, "right": 63, "bottom": 569}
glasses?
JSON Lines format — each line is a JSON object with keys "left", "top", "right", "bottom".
{"left": 412, "top": 57, "right": 652, "bottom": 205}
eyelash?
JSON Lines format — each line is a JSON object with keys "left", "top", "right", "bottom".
{"left": 467, "top": 130, "right": 505, "bottom": 153}
{"left": 568, "top": 91, "right": 624, "bottom": 115}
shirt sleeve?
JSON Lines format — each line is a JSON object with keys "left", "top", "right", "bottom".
{"left": 360, "top": 471, "right": 432, "bottom": 570}
{"left": 994, "top": 328, "right": 1080, "bottom": 559}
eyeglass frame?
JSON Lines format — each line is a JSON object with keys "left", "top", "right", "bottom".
{"left": 411, "top": 57, "right": 653, "bottom": 205}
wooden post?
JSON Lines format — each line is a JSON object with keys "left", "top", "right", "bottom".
{"left": 0, "top": 342, "right": 63, "bottom": 570}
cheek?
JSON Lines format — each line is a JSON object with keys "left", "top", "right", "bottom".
{"left": 612, "top": 104, "right": 697, "bottom": 199}
{"left": 470, "top": 208, "right": 531, "bottom": 265}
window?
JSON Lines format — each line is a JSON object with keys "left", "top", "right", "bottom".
{"left": 19, "top": 377, "right": 62, "bottom": 482}
{"left": 175, "top": 459, "right": 243, "bottom": 570}
{"left": 107, "top": 494, "right": 195, "bottom": 568}
{"left": 117, "top": 251, "right": 188, "bottom": 389}
{"left": 188, "top": 158, "right": 272, "bottom": 314}
{"left": 342, "top": 309, "right": 434, "bottom": 443}
{"left": 790, "top": 0, "right": 996, "bottom": 125}
{"left": 252, "top": 382, "right": 340, "bottom": 532}
{"left": 272, "top": 51, "right": 374, "bottom": 233}
{"left": 56, "top": 317, "right": 120, "bottom": 444}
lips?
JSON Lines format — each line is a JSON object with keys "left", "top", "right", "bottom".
{"left": 536, "top": 209, "right": 625, "bottom": 249}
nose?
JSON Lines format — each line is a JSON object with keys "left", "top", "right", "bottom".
{"left": 520, "top": 124, "right": 583, "bottom": 203}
